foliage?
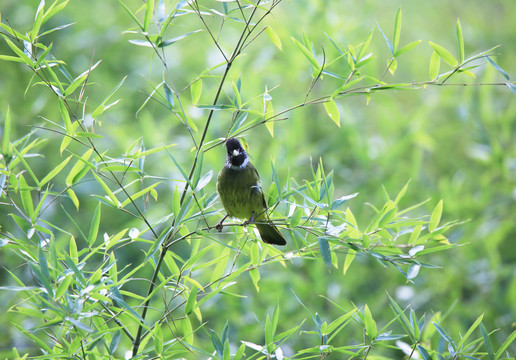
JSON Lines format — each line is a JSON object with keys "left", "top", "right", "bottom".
{"left": 1, "top": 0, "right": 515, "bottom": 359}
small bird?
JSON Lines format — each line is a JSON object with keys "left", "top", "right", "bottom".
{"left": 216, "top": 138, "right": 286, "bottom": 246}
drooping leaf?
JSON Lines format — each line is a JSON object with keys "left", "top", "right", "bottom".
{"left": 323, "top": 99, "right": 340, "bottom": 127}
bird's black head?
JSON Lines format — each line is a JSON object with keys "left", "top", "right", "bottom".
{"left": 225, "top": 138, "right": 248, "bottom": 168}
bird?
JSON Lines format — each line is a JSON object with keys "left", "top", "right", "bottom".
{"left": 216, "top": 138, "right": 286, "bottom": 246}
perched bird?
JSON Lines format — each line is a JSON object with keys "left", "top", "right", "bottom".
{"left": 216, "top": 138, "right": 286, "bottom": 246}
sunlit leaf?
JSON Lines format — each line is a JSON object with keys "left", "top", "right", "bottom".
{"left": 323, "top": 99, "right": 340, "bottom": 127}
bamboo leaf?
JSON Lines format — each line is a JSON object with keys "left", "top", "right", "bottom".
{"left": 394, "top": 40, "right": 421, "bottom": 57}
{"left": 456, "top": 18, "right": 465, "bottom": 63}
{"left": 40, "top": 155, "right": 72, "bottom": 186}
{"left": 1, "top": 34, "right": 34, "bottom": 67}
{"left": 265, "top": 26, "right": 282, "bottom": 51}
{"left": 191, "top": 79, "right": 202, "bottom": 105}
{"left": 88, "top": 202, "right": 101, "bottom": 246}
{"left": 143, "top": 0, "right": 154, "bottom": 32}
{"left": 291, "top": 36, "right": 320, "bottom": 69}
{"left": 120, "top": 182, "right": 161, "bottom": 207}
{"left": 323, "top": 99, "right": 340, "bottom": 127}
{"left": 429, "top": 41, "right": 458, "bottom": 67}
{"left": 428, "top": 199, "right": 443, "bottom": 232}
{"left": 393, "top": 8, "right": 402, "bottom": 53}
{"left": 2, "top": 106, "right": 11, "bottom": 157}
{"left": 32, "top": 0, "right": 46, "bottom": 42}
{"left": 429, "top": 51, "right": 440, "bottom": 80}
{"left": 18, "top": 174, "right": 34, "bottom": 218}
{"left": 92, "top": 172, "right": 119, "bottom": 206}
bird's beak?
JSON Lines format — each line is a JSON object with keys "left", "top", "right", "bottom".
{"left": 232, "top": 149, "right": 240, "bottom": 157}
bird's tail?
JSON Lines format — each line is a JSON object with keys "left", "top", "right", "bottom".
{"left": 256, "top": 222, "right": 286, "bottom": 246}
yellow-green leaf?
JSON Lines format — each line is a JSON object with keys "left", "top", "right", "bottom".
{"left": 249, "top": 268, "right": 260, "bottom": 292}
{"left": 40, "top": 155, "right": 72, "bottom": 186}
{"left": 429, "top": 51, "right": 440, "bottom": 80}
{"left": 191, "top": 79, "right": 202, "bottom": 105}
{"left": 429, "top": 41, "right": 458, "bottom": 67}
{"left": 66, "top": 148, "right": 94, "bottom": 186}
{"left": 265, "top": 26, "right": 282, "bottom": 51}
{"left": 291, "top": 36, "right": 319, "bottom": 70}
{"left": 92, "top": 172, "right": 119, "bottom": 206}
{"left": 323, "top": 99, "right": 340, "bottom": 127}
{"left": 18, "top": 174, "right": 34, "bottom": 218}
{"left": 393, "top": 8, "right": 402, "bottom": 52}
{"left": 3, "top": 106, "right": 11, "bottom": 157}
{"left": 265, "top": 101, "right": 274, "bottom": 137}
{"left": 428, "top": 199, "right": 443, "bottom": 232}
{"left": 456, "top": 18, "right": 464, "bottom": 63}
{"left": 67, "top": 188, "right": 79, "bottom": 209}
{"left": 88, "top": 203, "right": 101, "bottom": 246}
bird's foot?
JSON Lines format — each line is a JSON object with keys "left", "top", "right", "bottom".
{"left": 216, "top": 214, "right": 229, "bottom": 232}
{"left": 242, "top": 212, "right": 255, "bottom": 227}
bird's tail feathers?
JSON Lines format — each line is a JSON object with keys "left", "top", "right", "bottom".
{"left": 256, "top": 222, "right": 286, "bottom": 246}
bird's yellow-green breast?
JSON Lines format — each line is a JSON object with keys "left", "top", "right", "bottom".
{"left": 217, "top": 162, "right": 267, "bottom": 221}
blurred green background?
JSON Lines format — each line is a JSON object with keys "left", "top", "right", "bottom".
{"left": 1, "top": 0, "right": 515, "bottom": 356}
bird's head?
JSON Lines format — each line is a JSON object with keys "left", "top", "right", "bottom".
{"left": 225, "top": 138, "right": 248, "bottom": 168}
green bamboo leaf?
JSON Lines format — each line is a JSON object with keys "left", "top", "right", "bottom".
{"left": 318, "top": 237, "right": 332, "bottom": 268}
{"left": 429, "top": 51, "right": 440, "bottom": 80}
{"left": 457, "top": 314, "right": 484, "bottom": 350}
{"left": 265, "top": 100, "right": 274, "bottom": 137}
{"left": 143, "top": 0, "right": 154, "bottom": 32}
{"left": 109, "top": 330, "right": 121, "bottom": 355}
{"left": 67, "top": 189, "right": 79, "bottom": 209}
{"left": 58, "top": 98, "right": 73, "bottom": 134}
{"left": 456, "top": 18, "right": 465, "bottom": 63}
{"left": 265, "top": 26, "right": 282, "bottom": 51}
{"left": 32, "top": 0, "right": 46, "bottom": 42}
{"left": 494, "top": 328, "right": 516, "bottom": 360}
{"left": 34, "top": 42, "right": 53, "bottom": 68}
{"left": 480, "top": 322, "right": 494, "bottom": 360}
{"left": 394, "top": 40, "right": 421, "bottom": 57}
{"left": 343, "top": 249, "right": 356, "bottom": 275}
{"left": 363, "top": 304, "right": 377, "bottom": 338}
{"left": 164, "top": 81, "right": 174, "bottom": 108}
{"left": 120, "top": 182, "right": 161, "bottom": 207}
{"left": 429, "top": 41, "right": 458, "bottom": 67}
{"left": 55, "top": 274, "right": 72, "bottom": 299}
{"left": 388, "top": 294, "right": 414, "bottom": 339}
{"left": 18, "top": 174, "right": 34, "bottom": 218}
{"left": 92, "top": 172, "right": 119, "bottom": 206}
{"left": 232, "top": 80, "right": 241, "bottom": 107}
{"left": 31, "top": 186, "right": 50, "bottom": 223}
{"left": 12, "top": 146, "right": 40, "bottom": 187}
{"left": 1, "top": 34, "right": 34, "bottom": 66}
{"left": 0, "top": 55, "right": 26, "bottom": 63}
{"left": 157, "top": 30, "right": 203, "bottom": 47}
{"left": 117, "top": 0, "right": 144, "bottom": 30}
{"left": 357, "top": 29, "right": 374, "bottom": 60}
{"left": 393, "top": 8, "right": 402, "bottom": 53}
{"left": 191, "top": 79, "right": 202, "bottom": 105}
{"left": 428, "top": 199, "right": 443, "bottom": 232}
{"left": 249, "top": 268, "right": 260, "bottom": 292}
{"left": 291, "top": 36, "right": 320, "bottom": 69}
{"left": 88, "top": 202, "right": 101, "bottom": 246}
{"left": 66, "top": 148, "right": 94, "bottom": 186}
{"left": 2, "top": 106, "right": 11, "bottom": 157}
{"left": 185, "top": 288, "right": 198, "bottom": 315}
{"left": 323, "top": 99, "right": 340, "bottom": 127}
{"left": 42, "top": 0, "right": 69, "bottom": 25}
{"left": 39, "top": 155, "right": 72, "bottom": 186}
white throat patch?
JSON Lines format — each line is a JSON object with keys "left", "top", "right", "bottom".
{"left": 230, "top": 156, "right": 249, "bottom": 170}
